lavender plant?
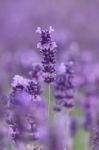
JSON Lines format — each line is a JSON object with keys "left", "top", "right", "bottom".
{"left": 1, "top": 27, "right": 78, "bottom": 150}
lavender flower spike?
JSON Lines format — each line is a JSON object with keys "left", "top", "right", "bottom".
{"left": 53, "top": 61, "right": 75, "bottom": 111}
{"left": 11, "top": 75, "right": 42, "bottom": 100}
{"left": 29, "top": 64, "right": 43, "bottom": 81}
{"left": 36, "top": 26, "right": 57, "bottom": 83}
{"left": 11, "top": 75, "right": 29, "bottom": 91}
{"left": 64, "top": 61, "right": 75, "bottom": 108}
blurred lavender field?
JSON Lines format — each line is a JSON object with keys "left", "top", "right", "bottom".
{"left": 0, "top": 0, "right": 99, "bottom": 150}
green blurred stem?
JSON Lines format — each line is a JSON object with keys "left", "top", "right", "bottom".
{"left": 48, "top": 84, "right": 51, "bottom": 120}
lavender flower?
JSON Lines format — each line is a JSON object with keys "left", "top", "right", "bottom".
{"left": 36, "top": 26, "right": 57, "bottom": 84}
{"left": 11, "top": 75, "right": 42, "bottom": 100}
{"left": 29, "top": 64, "right": 43, "bottom": 81}
{"left": 6, "top": 73, "right": 47, "bottom": 144}
{"left": 63, "top": 61, "right": 75, "bottom": 108}
{"left": 27, "top": 80, "right": 42, "bottom": 99}
{"left": 11, "top": 75, "right": 29, "bottom": 91}
{"left": 53, "top": 62, "right": 75, "bottom": 111}
{"left": 7, "top": 89, "right": 46, "bottom": 143}
{"left": 53, "top": 73, "right": 67, "bottom": 111}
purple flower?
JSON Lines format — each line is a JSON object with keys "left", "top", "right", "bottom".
{"left": 11, "top": 75, "right": 42, "bottom": 99}
{"left": 53, "top": 62, "right": 75, "bottom": 111}
{"left": 11, "top": 75, "right": 29, "bottom": 91}
{"left": 54, "top": 73, "right": 67, "bottom": 100}
{"left": 36, "top": 26, "right": 57, "bottom": 84}
{"left": 7, "top": 75, "right": 46, "bottom": 143}
{"left": 29, "top": 64, "right": 43, "bottom": 81}
{"left": 27, "top": 80, "right": 42, "bottom": 98}
{"left": 7, "top": 90, "right": 46, "bottom": 143}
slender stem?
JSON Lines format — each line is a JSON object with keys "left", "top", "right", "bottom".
{"left": 64, "top": 110, "right": 72, "bottom": 150}
{"left": 48, "top": 84, "right": 51, "bottom": 121}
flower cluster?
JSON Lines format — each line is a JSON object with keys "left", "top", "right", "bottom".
{"left": 11, "top": 75, "right": 42, "bottom": 99}
{"left": 6, "top": 72, "right": 46, "bottom": 145}
{"left": 53, "top": 62, "right": 75, "bottom": 111}
{"left": 7, "top": 89, "right": 46, "bottom": 144}
{"left": 64, "top": 61, "right": 75, "bottom": 107}
{"left": 36, "top": 26, "right": 57, "bottom": 84}
{"left": 29, "top": 64, "right": 43, "bottom": 81}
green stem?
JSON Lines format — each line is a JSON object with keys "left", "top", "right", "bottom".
{"left": 48, "top": 84, "right": 51, "bottom": 121}
{"left": 64, "top": 110, "right": 72, "bottom": 150}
